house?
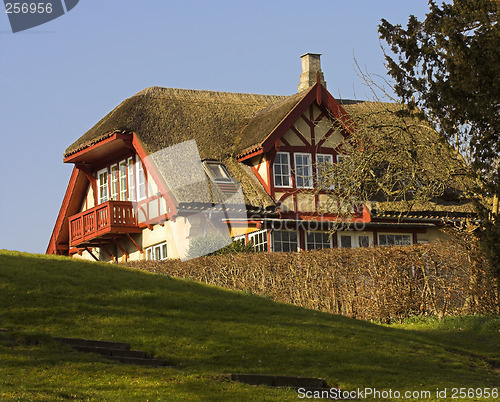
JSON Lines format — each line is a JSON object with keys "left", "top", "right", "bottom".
{"left": 47, "top": 53, "right": 474, "bottom": 262}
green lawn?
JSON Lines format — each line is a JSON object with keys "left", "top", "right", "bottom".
{"left": 1, "top": 250, "right": 498, "bottom": 400}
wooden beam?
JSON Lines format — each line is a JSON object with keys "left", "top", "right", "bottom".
{"left": 113, "top": 239, "right": 129, "bottom": 259}
{"left": 126, "top": 233, "right": 143, "bottom": 253}
{"left": 46, "top": 167, "right": 82, "bottom": 255}
{"left": 132, "top": 133, "right": 178, "bottom": 217}
{"left": 76, "top": 163, "right": 98, "bottom": 206}
{"left": 316, "top": 128, "right": 335, "bottom": 148}
{"left": 98, "top": 243, "right": 115, "bottom": 262}
{"left": 84, "top": 247, "right": 99, "bottom": 261}
{"left": 251, "top": 164, "right": 271, "bottom": 194}
{"left": 290, "top": 125, "right": 311, "bottom": 147}
{"left": 261, "top": 85, "right": 318, "bottom": 153}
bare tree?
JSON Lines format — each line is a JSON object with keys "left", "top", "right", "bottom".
{"left": 308, "top": 72, "right": 477, "bottom": 229}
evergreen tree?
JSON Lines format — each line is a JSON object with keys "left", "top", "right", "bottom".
{"left": 379, "top": 0, "right": 499, "bottom": 309}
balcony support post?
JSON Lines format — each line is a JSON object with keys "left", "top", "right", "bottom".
{"left": 84, "top": 247, "right": 99, "bottom": 262}
{"left": 113, "top": 238, "right": 129, "bottom": 259}
{"left": 99, "top": 242, "right": 115, "bottom": 262}
{"left": 126, "top": 233, "right": 143, "bottom": 254}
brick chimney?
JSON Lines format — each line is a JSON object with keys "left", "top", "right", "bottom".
{"left": 298, "top": 53, "right": 326, "bottom": 92}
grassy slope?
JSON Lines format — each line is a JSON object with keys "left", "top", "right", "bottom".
{"left": 0, "top": 250, "right": 498, "bottom": 401}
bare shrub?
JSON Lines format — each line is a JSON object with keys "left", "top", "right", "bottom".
{"left": 127, "top": 238, "right": 497, "bottom": 322}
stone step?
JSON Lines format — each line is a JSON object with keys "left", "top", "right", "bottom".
{"left": 105, "top": 356, "right": 170, "bottom": 367}
{"left": 54, "top": 336, "right": 130, "bottom": 350}
{"left": 230, "top": 373, "right": 328, "bottom": 388}
{"left": 72, "top": 345, "right": 148, "bottom": 359}
{"left": 54, "top": 336, "right": 174, "bottom": 367}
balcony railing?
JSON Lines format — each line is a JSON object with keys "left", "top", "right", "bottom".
{"left": 69, "top": 201, "right": 141, "bottom": 247}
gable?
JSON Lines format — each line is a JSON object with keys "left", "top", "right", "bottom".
{"left": 46, "top": 168, "right": 89, "bottom": 254}
{"left": 237, "top": 83, "right": 358, "bottom": 160}
{"left": 279, "top": 104, "right": 345, "bottom": 150}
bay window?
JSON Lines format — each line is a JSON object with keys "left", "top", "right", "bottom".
{"left": 128, "top": 157, "right": 136, "bottom": 201}
{"left": 248, "top": 229, "right": 268, "bottom": 252}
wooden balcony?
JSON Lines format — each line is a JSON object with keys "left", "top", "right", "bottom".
{"left": 69, "top": 201, "right": 141, "bottom": 247}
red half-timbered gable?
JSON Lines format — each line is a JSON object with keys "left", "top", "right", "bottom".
{"left": 238, "top": 81, "right": 363, "bottom": 221}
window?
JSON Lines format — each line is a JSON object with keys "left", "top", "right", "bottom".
{"left": 339, "top": 234, "right": 352, "bottom": 248}
{"left": 97, "top": 168, "right": 108, "bottom": 204}
{"left": 334, "top": 154, "right": 355, "bottom": 189}
{"left": 378, "top": 234, "right": 413, "bottom": 246}
{"left": 232, "top": 234, "right": 246, "bottom": 244}
{"left": 128, "top": 157, "right": 136, "bottom": 201}
{"left": 110, "top": 164, "right": 118, "bottom": 201}
{"left": 336, "top": 154, "right": 347, "bottom": 164}
{"left": 137, "top": 160, "right": 147, "bottom": 200}
{"left": 248, "top": 229, "right": 268, "bottom": 252}
{"left": 316, "top": 153, "right": 334, "bottom": 189}
{"left": 358, "top": 235, "right": 370, "bottom": 248}
{"left": 95, "top": 156, "right": 142, "bottom": 205}
{"left": 272, "top": 230, "right": 298, "bottom": 252}
{"left": 273, "top": 152, "right": 291, "bottom": 187}
{"left": 145, "top": 242, "right": 167, "bottom": 261}
{"left": 306, "top": 231, "right": 332, "bottom": 250}
{"left": 294, "top": 153, "right": 313, "bottom": 188}
{"left": 203, "top": 161, "right": 232, "bottom": 182}
{"left": 337, "top": 231, "right": 373, "bottom": 248}
{"left": 119, "top": 160, "right": 128, "bottom": 201}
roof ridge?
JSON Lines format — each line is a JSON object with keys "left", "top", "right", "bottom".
{"left": 133, "top": 86, "right": 291, "bottom": 102}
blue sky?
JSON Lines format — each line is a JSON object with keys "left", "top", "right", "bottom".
{"left": 0, "top": 0, "right": 432, "bottom": 253}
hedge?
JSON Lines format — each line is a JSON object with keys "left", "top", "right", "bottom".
{"left": 127, "top": 234, "right": 497, "bottom": 322}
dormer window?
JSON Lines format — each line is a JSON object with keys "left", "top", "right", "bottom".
{"left": 203, "top": 161, "right": 233, "bottom": 182}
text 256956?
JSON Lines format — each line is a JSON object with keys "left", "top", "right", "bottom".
{"left": 5, "top": 3, "right": 53, "bottom": 14}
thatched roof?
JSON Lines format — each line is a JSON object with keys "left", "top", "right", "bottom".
{"left": 65, "top": 87, "right": 305, "bottom": 207}
{"left": 342, "top": 101, "right": 475, "bottom": 210}
{"left": 236, "top": 91, "right": 306, "bottom": 154}
{"left": 65, "top": 87, "right": 293, "bottom": 159}
{"left": 64, "top": 86, "right": 474, "bottom": 213}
